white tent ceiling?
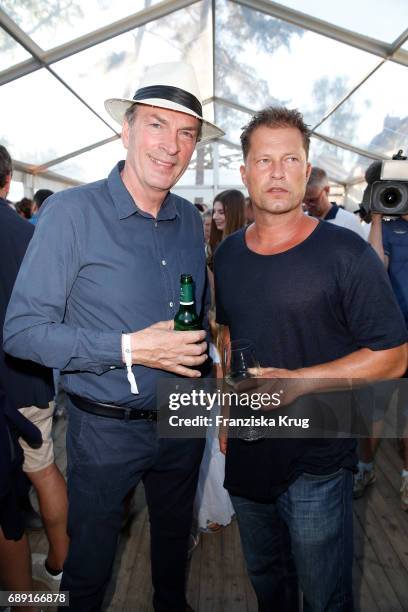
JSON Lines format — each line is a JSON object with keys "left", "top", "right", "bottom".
{"left": 1, "top": 0, "right": 408, "bottom": 206}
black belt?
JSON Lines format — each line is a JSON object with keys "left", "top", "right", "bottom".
{"left": 68, "top": 394, "right": 157, "bottom": 422}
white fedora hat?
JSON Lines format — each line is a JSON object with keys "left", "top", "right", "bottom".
{"left": 104, "top": 61, "right": 224, "bottom": 143}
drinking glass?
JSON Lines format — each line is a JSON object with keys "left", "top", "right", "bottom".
{"left": 223, "top": 339, "right": 260, "bottom": 390}
{"left": 223, "top": 339, "right": 265, "bottom": 442}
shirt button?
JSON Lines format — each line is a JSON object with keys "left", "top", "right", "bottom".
{"left": 169, "top": 301, "right": 174, "bottom": 308}
{"left": 162, "top": 259, "right": 166, "bottom": 266}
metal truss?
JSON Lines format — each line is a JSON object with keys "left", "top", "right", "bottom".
{"left": 230, "top": 2, "right": 408, "bottom": 142}
{"left": 25, "top": 94, "right": 387, "bottom": 182}
{"left": 231, "top": 0, "right": 408, "bottom": 67}
{"left": 12, "top": 160, "right": 82, "bottom": 187}
{"left": 1, "top": 0, "right": 405, "bottom": 187}
{"left": 32, "top": 136, "right": 120, "bottom": 173}
{"left": 0, "top": 0, "right": 199, "bottom": 86}
{"left": 212, "top": 97, "right": 388, "bottom": 162}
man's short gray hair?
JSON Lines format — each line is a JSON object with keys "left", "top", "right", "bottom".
{"left": 124, "top": 103, "right": 138, "bottom": 126}
{"left": 307, "top": 167, "right": 328, "bottom": 189}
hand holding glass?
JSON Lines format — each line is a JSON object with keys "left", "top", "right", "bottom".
{"left": 223, "top": 339, "right": 260, "bottom": 391}
{"left": 223, "top": 339, "right": 265, "bottom": 441}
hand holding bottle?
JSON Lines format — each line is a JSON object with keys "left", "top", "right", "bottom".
{"left": 127, "top": 320, "right": 207, "bottom": 377}
{"left": 174, "top": 273, "right": 212, "bottom": 375}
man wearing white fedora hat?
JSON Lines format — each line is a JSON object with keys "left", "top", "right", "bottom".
{"left": 4, "top": 61, "right": 224, "bottom": 611}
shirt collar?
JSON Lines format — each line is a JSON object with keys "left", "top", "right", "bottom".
{"left": 107, "top": 161, "right": 179, "bottom": 221}
{"left": 325, "top": 202, "right": 339, "bottom": 221}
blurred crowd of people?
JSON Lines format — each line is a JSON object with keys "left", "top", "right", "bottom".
{"left": 10, "top": 189, "right": 54, "bottom": 224}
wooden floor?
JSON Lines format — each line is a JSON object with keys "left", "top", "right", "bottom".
{"left": 29, "top": 413, "right": 408, "bottom": 612}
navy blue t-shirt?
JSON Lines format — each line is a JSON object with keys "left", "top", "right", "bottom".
{"left": 214, "top": 221, "right": 407, "bottom": 501}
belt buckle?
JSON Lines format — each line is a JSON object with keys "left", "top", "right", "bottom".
{"left": 146, "top": 411, "right": 155, "bottom": 422}
{"left": 124, "top": 408, "right": 132, "bottom": 422}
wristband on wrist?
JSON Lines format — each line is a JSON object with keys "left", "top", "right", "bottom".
{"left": 122, "top": 334, "right": 139, "bottom": 395}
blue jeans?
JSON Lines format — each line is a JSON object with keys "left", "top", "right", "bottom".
{"left": 60, "top": 401, "right": 204, "bottom": 612}
{"left": 231, "top": 468, "right": 354, "bottom": 612}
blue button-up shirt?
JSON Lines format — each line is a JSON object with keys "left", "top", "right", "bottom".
{"left": 4, "top": 162, "right": 208, "bottom": 408}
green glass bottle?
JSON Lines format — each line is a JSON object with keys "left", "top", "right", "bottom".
{"left": 174, "top": 274, "right": 212, "bottom": 375}
{"left": 174, "top": 274, "right": 200, "bottom": 331}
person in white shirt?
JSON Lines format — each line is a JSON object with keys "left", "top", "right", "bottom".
{"left": 304, "top": 167, "right": 367, "bottom": 239}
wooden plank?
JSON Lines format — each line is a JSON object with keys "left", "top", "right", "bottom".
{"left": 352, "top": 558, "right": 379, "bottom": 612}
{"left": 352, "top": 514, "right": 380, "bottom": 612}
{"left": 123, "top": 504, "right": 153, "bottom": 612}
{"left": 223, "top": 520, "right": 256, "bottom": 612}
{"left": 353, "top": 493, "right": 408, "bottom": 609}
{"left": 367, "top": 466, "right": 408, "bottom": 555}
{"left": 376, "top": 446, "right": 402, "bottom": 494}
{"left": 186, "top": 533, "right": 202, "bottom": 610}
{"left": 197, "top": 525, "right": 248, "bottom": 612}
{"left": 195, "top": 520, "right": 256, "bottom": 611}
{"left": 378, "top": 439, "right": 403, "bottom": 483}
{"left": 105, "top": 509, "right": 150, "bottom": 610}
{"left": 198, "top": 530, "right": 226, "bottom": 611}
{"left": 373, "top": 453, "right": 408, "bottom": 541}
{"left": 244, "top": 579, "right": 257, "bottom": 612}
{"left": 104, "top": 485, "right": 151, "bottom": 611}
{"left": 216, "top": 525, "right": 248, "bottom": 612}
{"left": 353, "top": 508, "right": 403, "bottom": 611}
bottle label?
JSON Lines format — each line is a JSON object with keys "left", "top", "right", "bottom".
{"left": 180, "top": 283, "right": 194, "bottom": 305}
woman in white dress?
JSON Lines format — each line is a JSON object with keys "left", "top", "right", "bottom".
{"left": 194, "top": 339, "right": 235, "bottom": 532}
{"left": 195, "top": 190, "right": 247, "bottom": 533}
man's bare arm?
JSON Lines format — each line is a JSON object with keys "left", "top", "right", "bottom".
{"left": 255, "top": 345, "right": 407, "bottom": 390}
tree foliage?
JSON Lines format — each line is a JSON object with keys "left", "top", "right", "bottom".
{"left": 1, "top": 0, "right": 83, "bottom": 53}
{"left": 310, "top": 76, "right": 359, "bottom": 143}
{"left": 215, "top": 1, "right": 303, "bottom": 143}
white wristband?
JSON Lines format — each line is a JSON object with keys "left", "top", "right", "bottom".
{"left": 122, "top": 334, "right": 139, "bottom": 395}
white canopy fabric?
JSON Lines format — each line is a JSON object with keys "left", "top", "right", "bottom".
{"left": 1, "top": 0, "right": 408, "bottom": 207}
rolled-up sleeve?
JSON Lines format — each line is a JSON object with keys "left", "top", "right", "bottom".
{"left": 3, "top": 198, "right": 122, "bottom": 374}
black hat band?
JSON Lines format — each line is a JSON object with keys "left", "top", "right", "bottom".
{"left": 133, "top": 85, "right": 202, "bottom": 117}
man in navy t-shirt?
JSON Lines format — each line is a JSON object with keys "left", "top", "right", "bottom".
{"left": 356, "top": 206, "right": 408, "bottom": 509}
{"left": 214, "top": 107, "right": 407, "bottom": 612}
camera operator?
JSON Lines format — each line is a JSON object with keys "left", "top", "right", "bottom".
{"left": 304, "top": 167, "right": 368, "bottom": 239}
{"left": 354, "top": 160, "right": 408, "bottom": 509}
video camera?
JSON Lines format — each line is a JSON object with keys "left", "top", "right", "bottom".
{"left": 364, "top": 150, "right": 408, "bottom": 215}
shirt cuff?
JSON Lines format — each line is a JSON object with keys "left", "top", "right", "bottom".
{"left": 92, "top": 330, "right": 123, "bottom": 368}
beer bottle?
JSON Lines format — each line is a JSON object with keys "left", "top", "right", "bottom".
{"left": 174, "top": 274, "right": 212, "bottom": 375}
{"left": 174, "top": 274, "right": 200, "bottom": 331}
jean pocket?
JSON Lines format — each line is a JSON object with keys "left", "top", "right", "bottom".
{"left": 301, "top": 467, "right": 344, "bottom": 482}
